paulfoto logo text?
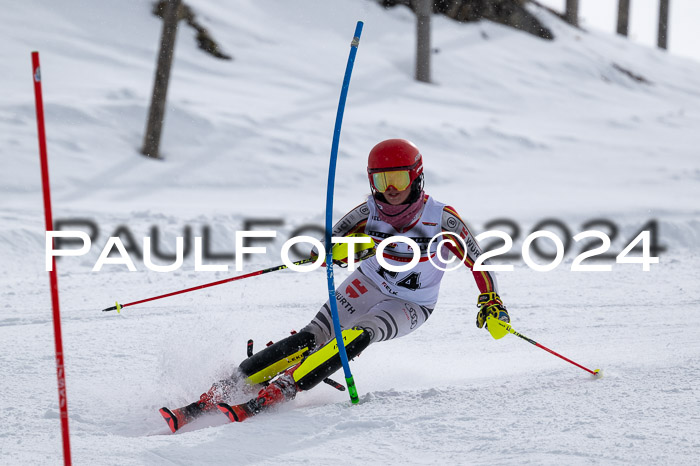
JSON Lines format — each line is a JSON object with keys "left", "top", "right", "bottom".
{"left": 45, "top": 228, "right": 659, "bottom": 273}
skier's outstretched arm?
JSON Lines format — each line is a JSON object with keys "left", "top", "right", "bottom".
{"left": 441, "top": 206, "right": 510, "bottom": 329}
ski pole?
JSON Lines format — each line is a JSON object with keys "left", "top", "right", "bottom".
{"left": 101, "top": 258, "right": 314, "bottom": 312}
{"left": 486, "top": 316, "right": 601, "bottom": 377}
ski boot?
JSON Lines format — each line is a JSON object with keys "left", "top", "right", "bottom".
{"left": 218, "top": 327, "right": 371, "bottom": 423}
{"left": 159, "top": 383, "right": 224, "bottom": 433}
{"left": 218, "top": 369, "right": 298, "bottom": 422}
{"left": 160, "top": 331, "right": 315, "bottom": 432}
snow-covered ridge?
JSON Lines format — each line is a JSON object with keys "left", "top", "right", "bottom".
{"left": 2, "top": 0, "right": 700, "bottom": 219}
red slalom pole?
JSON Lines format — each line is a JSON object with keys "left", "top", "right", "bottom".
{"left": 32, "top": 51, "right": 72, "bottom": 466}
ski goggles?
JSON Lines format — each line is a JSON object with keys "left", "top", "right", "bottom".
{"left": 371, "top": 170, "right": 412, "bottom": 193}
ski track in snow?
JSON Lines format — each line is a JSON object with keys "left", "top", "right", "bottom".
{"left": 2, "top": 254, "right": 699, "bottom": 464}
{"left": 2, "top": 0, "right": 700, "bottom": 464}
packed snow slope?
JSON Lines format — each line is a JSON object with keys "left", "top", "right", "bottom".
{"left": 1, "top": 0, "right": 699, "bottom": 465}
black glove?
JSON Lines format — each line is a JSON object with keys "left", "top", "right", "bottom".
{"left": 475, "top": 292, "right": 510, "bottom": 329}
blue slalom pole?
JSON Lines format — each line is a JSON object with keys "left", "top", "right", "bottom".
{"left": 325, "top": 21, "right": 363, "bottom": 404}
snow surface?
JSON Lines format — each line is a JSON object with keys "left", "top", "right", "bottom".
{"left": 1, "top": 0, "right": 700, "bottom": 464}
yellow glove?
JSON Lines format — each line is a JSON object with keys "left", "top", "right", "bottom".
{"left": 310, "top": 233, "right": 376, "bottom": 267}
{"left": 475, "top": 292, "right": 510, "bottom": 329}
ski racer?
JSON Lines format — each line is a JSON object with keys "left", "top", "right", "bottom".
{"left": 160, "top": 139, "right": 510, "bottom": 432}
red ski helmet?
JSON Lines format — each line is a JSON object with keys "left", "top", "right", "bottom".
{"left": 367, "top": 139, "right": 424, "bottom": 193}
